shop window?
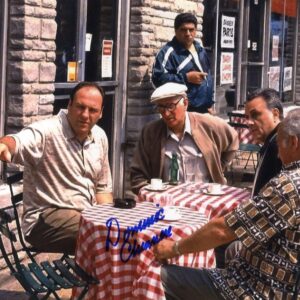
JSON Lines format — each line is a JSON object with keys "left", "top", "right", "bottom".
{"left": 269, "top": 0, "right": 297, "bottom": 102}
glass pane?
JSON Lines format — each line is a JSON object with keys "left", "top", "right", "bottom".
{"left": 54, "top": 1, "right": 77, "bottom": 82}
{"left": 248, "top": 0, "right": 264, "bottom": 62}
{"left": 247, "top": 65, "right": 262, "bottom": 93}
{"left": 270, "top": 0, "right": 297, "bottom": 102}
{"left": 85, "top": 0, "right": 118, "bottom": 81}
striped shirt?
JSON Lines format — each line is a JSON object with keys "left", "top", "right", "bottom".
{"left": 12, "top": 110, "right": 112, "bottom": 236}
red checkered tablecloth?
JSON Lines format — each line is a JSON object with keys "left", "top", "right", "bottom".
{"left": 231, "top": 112, "right": 255, "bottom": 144}
{"left": 72, "top": 202, "right": 211, "bottom": 300}
{"left": 138, "top": 183, "right": 250, "bottom": 220}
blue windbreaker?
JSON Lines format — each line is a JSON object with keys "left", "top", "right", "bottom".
{"left": 152, "top": 37, "right": 214, "bottom": 108}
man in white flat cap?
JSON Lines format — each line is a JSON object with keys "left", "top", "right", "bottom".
{"left": 130, "top": 82, "right": 239, "bottom": 194}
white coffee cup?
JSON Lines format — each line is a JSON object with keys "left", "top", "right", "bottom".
{"left": 208, "top": 183, "right": 222, "bottom": 194}
{"left": 164, "top": 206, "right": 180, "bottom": 219}
{"left": 150, "top": 178, "right": 163, "bottom": 189}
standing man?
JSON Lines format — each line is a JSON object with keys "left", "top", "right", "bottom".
{"left": 245, "top": 88, "right": 283, "bottom": 197}
{"left": 0, "top": 82, "right": 113, "bottom": 254}
{"left": 154, "top": 109, "right": 300, "bottom": 300}
{"left": 152, "top": 13, "right": 214, "bottom": 114}
{"left": 130, "top": 82, "right": 238, "bottom": 194}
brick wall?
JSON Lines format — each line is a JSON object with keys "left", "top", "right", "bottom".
{"left": 6, "top": 0, "right": 57, "bottom": 134}
{"left": 124, "top": 0, "right": 204, "bottom": 194}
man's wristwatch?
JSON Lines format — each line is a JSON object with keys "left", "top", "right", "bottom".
{"left": 173, "top": 240, "right": 181, "bottom": 256}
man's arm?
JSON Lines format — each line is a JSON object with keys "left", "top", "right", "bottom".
{"left": 152, "top": 48, "right": 186, "bottom": 87}
{"left": 95, "top": 193, "right": 113, "bottom": 204}
{"left": 154, "top": 216, "right": 236, "bottom": 260}
{"left": 186, "top": 71, "right": 208, "bottom": 85}
{"left": 218, "top": 121, "right": 239, "bottom": 170}
{"left": 0, "top": 136, "right": 16, "bottom": 162}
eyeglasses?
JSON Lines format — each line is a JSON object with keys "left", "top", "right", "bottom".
{"left": 154, "top": 97, "right": 184, "bottom": 114}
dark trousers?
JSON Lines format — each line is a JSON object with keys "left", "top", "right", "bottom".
{"left": 25, "top": 207, "right": 81, "bottom": 255}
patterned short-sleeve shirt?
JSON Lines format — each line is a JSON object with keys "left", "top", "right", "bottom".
{"left": 209, "top": 161, "right": 300, "bottom": 299}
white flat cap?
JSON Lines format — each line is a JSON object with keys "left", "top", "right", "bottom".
{"left": 151, "top": 82, "right": 187, "bottom": 103}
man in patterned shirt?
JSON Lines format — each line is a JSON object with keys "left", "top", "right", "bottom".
{"left": 0, "top": 82, "right": 113, "bottom": 254}
{"left": 154, "top": 108, "right": 300, "bottom": 299}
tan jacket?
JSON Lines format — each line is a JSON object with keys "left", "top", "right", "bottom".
{"left": 130, "top": 112, "right": 239, "bottom": 194}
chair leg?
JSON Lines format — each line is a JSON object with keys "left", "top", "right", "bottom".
{"left": 77, "top": 285, "right": 89, "bottom": 300}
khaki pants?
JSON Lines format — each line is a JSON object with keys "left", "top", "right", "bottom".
{"left": 25, "top": 208, "right": 81, "bottom": 255}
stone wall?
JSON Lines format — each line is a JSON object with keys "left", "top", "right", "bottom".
{"left": 6, "top": 0, "right": 57, "bottom": 134}
{"left": 124, "top": 0, "right": 204, "bottom": 194}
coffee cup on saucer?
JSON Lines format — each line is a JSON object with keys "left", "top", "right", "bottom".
{"left": 207, "top": 183, "right": 222, "bottom": 194}
{"left": 150, "top": 178, "right": 163, "bottom": 190}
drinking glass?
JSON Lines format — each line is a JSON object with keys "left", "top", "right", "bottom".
{"left": 184, "top": 158, "right": 197, "bottom": 184}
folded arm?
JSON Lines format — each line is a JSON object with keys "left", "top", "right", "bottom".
{"left": 154, "top": 216, "right": 236, "bottom": 260}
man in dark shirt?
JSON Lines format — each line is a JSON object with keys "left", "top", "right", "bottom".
{"left": 245, "top": 88, "right": 283, "bottom": 197}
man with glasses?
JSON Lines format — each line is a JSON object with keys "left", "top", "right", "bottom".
{"left": 154, "top": 109, "right": 300, "bottom": 300}
{"left": 130, "top": 82, "right": 238, "bottom": 194}
{"left": 0, "top": 81, "right": 113, "bottom": 254}
{"left": 152, "top": 13, "right": 214, "bottom": 114}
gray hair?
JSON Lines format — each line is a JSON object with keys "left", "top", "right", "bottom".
{"left": 280, "top": 108, "right": 300, "bottom": 137}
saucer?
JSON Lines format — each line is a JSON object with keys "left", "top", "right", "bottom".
{"left": 203, "top": 189, "right": 225, "bottom": 196}
{"left": 162, "top": 207, "right": 181, "bottom": 221}
{"left": 144, "top": 184, "right": 168, "bottom": 192}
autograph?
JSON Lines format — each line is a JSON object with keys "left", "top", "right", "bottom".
{"left": 105, "top": 207, "right": 172, "bottom": 262}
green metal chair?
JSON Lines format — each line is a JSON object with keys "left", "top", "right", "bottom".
{"left": 0, "top": 172, "right": 98, "bottom": 299}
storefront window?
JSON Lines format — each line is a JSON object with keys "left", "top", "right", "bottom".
{"left": 55, "top": 1, "right": 77, "bottom": 83}
{"left": 269, "top": 0, "right": 297, "bottom": 102}
{"left": 203, "top": 0, "right": 240, "bottom": 113}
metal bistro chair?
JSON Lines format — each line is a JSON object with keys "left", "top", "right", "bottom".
{"left": 227, "top": 112, "right": 261, "bottom": 180}
{"left": 0, "top": 172, "right": 98, "bottom": 300}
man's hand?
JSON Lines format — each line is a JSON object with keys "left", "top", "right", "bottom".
{"left": 153, "top": 239, "right": 176, "bottom": 261}
{"left": 186, "top": 71, "right": 207, "bottom": 85}
{"left": 95, "top": 192, "right": 113, "bottom": 204}
{"left": 0, "top": 143, "right": 12, "bottom": 162}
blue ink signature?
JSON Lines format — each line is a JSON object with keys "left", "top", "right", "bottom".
{"left": 105, "top": 207, "right": 172, "bottom": 262}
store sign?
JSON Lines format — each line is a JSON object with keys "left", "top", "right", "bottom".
{"left": 272, "top": 35, "right": 279, "bottom": 62}
{"left": 101, "top": 40, "right": 113, "bottom": 78}
{"left": 67, "top": 61, "right": 77, "bottom": 82}
{"left": 85, "top": 33, "right": 92, "bottom": 52}
{"left": 220, "top": 52, "right": 234, "bottom": 85}
{"left": 268, "top": 66, "right": 280, "bottom": 91}
{"left": 221, "top": 15, "right": 235, "bottom": 49}
{"left": 283, "top": 67, "right": 292, "bottom": 92}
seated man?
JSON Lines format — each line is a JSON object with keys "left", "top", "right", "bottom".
{"left": 154, "top": 108, "right": 300, "bottom": 300}
{"left": 0, "top": 82, "right": 113, "bottom": 254}
{"left": 130, "top": 82, "right": 238, "bottom": 194}
{"left": 245, "top": 88, "right": 283, "bottom": 197}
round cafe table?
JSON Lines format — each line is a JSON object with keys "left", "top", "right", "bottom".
{"left": 138, "top": 182, "right": 250, "bottom": 220}
{"left": 72, "top": 202, "right": 212, "bottom": 300}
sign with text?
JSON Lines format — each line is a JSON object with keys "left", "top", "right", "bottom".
{"left": 101, "top": 40, "right": 113, "bottom": 78}
{"left": 283, "top": 66, "right": 292, "bottom": 92}
{"left": 67, "top": 61, "right": 77, "bottom": 82}
{"left": 221, "top": 15, "right": 235, "bottom": 49}
{"left": 220, "top": 52, "right": 234, "bottom": 85}
{"left": 269, "top": 66, "right": 280, "bottom": 91}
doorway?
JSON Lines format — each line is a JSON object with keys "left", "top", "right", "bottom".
{"left": 53, "top": 0, "right": 130, "bottom": 197}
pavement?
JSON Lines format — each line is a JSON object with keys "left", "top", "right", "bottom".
{"left": 0, "top": 152, "right": 256, "bottom": 299}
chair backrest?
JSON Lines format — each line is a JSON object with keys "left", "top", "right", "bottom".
{"left": 228, "top": 112, "right": 249, "bottom": 128}
{"left": 5, "top": 172, "right": 31, "bottom": 253}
